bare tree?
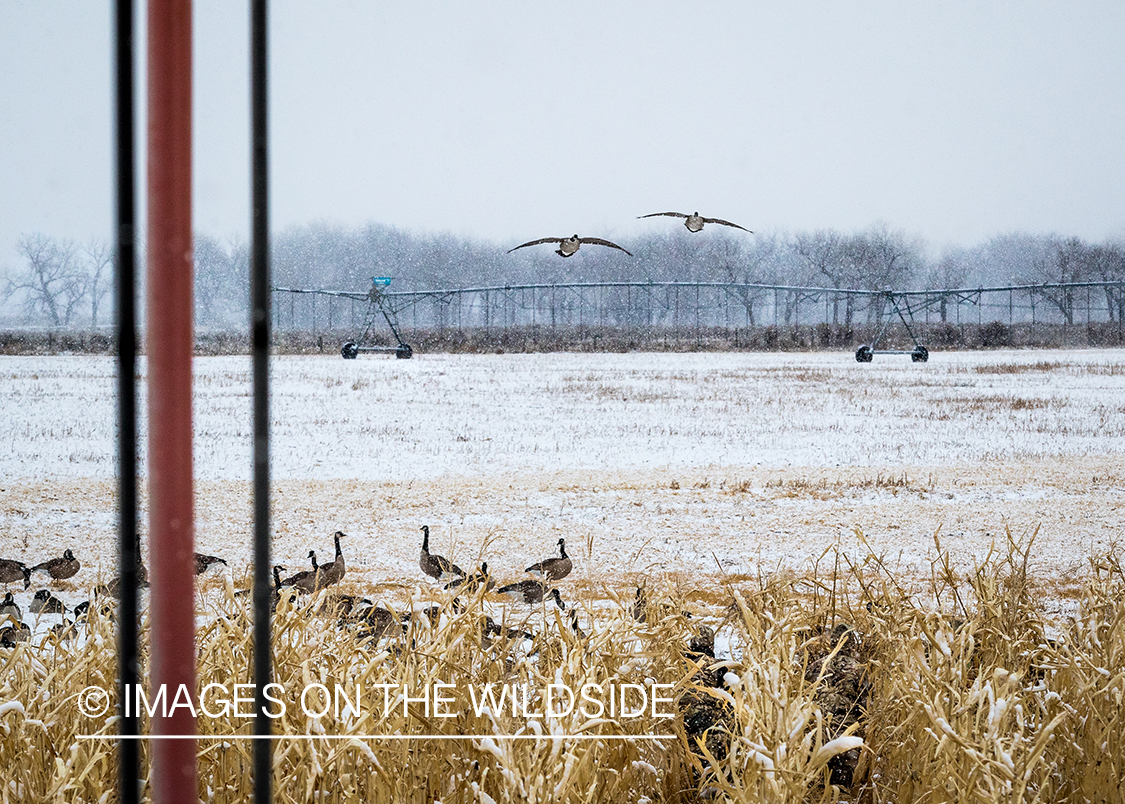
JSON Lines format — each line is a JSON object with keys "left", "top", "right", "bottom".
{"left": 927, "top": 250, "right": 970, "bottom": 322}
{"left": 1080, "top": 240, "right": 1125, "bottom": 323}
{"left": 853, "top": 223, "right": 920, "bottom": 290}
{"left": 82, "top": 239, "right": 114, "bottom": 327}
{"left": 4, "top": 233, "right": 88, "bottom": 326}
{"left": 1032, "top": 237, "right": 1089, "bottom": 324}
{"left": 194, "top": 234, "right": 248, "bottom": 329}
{"left": 796, "top": 229, "right": 858, "bottom": 325}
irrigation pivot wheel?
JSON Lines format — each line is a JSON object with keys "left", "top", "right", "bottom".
{"left": 855, "top": 345, "right": 874, "bottom": 363}
{"left": 341, "top": 341, "right": 359, "bottom": 360}
{"left": 395, "top": 343, "right": 413, "bottom": 360}
{"left": 911, "top": 345, "right": 929, "bottom": 363}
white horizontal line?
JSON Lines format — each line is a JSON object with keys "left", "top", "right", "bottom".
{"left": 78, "top": 733, "right": 674, "bottom": 741}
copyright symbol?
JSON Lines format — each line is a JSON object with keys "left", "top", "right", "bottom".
{"left": 78, "top": 686, "right": 110, "bottom": 718}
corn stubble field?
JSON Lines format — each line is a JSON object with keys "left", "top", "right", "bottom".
{"left": 1, "top": 349, "right": 1124, "bottom": 802}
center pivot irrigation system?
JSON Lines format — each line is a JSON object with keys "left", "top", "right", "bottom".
{"left": 310, "top": 277, "right": 413, "bottom": 359}
{"left": 272, "top": 278, "right": 1125, "bottom": 363}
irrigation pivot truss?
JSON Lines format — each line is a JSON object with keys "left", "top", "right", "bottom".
{"left": 272, "top": 279, "right": 1125, "bottom": 361}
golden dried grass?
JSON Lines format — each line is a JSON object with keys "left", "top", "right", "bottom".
{"left": 0, "top": 533, "right": 1122, "bottom": 803}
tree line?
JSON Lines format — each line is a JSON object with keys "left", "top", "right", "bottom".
{"left": 3, "top": 224, "right": 1123, "bottom": 329}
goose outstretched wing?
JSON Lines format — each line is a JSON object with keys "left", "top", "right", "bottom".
{"left": 507, "top": 237, "right": 563, "bottom": 253}
{"left": 579, "top": 237, "right": 632, "bottom": 256}
{"left": 701, "top": 216, "right": 752, "bottom": 232}
{"left": 638, "top": 212, "right": 689, "bottom": 220}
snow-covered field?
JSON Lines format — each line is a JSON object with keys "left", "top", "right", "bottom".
{"left": 2, "top": 348, "right": 1123, "bottom": 615}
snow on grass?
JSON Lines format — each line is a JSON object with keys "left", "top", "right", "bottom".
{"left": 2, "top": 349, "right": 1124, "bottom": 482}
{"left": 1, "top": 348, "right": 1123, "bottom": 614}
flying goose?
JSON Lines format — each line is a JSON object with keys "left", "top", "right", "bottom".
{"left": 638, "top": 211, "right": 752, "bottom": 233}
{"left": 30, "top": 589, "right": 65, "bottom": 615}
{"left": 497, "top": 579, "right": 565, "bottom": 609}
{"left": 316, "top": 531, "right": 347, "bottom": 589}
{"left": 525, "top": 538, "right": 572, "bottom": 581}
{"left": 507, "top": 234, "right": 632, "bottom": 258}
{"left": 30, "top": 549, "right": 80, "bottom": 581}
{"left": 0, "top": 592, "right": 21, "bottom": 623}
{"left": 194, "top": 553, "right": 228, "bottom": 575}
{"left": 0, "top": 558, "right": 30, "bottom": 589}
{"left": 419, "top": 525, "right": 464, "bottom": 582}
{"left": 445, "top": 562, "right": 495, "bottom": 593}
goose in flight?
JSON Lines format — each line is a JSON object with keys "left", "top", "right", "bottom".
{"left": 638, "top": 211, "right": 752, "bottom": 233}
{"left": 508, "top": 234, "right": 632, "bottom": 258}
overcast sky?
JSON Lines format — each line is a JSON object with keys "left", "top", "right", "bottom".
{"left": 2, "top": 1, "right": 1124, "bottom": 271}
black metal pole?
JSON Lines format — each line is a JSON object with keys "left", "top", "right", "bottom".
{"left": 114, "top": 1, "right": 140, "bottom": 803}
{"left": 250, "top": 0, "right": 272, "bottom": 801}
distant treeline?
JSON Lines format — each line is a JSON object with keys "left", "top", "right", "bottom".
{"left": 2, "top": 223, "right": 1123, "bottom": 331}
{"left": 3, "top": 320, "right": 1121, "bottom": 358}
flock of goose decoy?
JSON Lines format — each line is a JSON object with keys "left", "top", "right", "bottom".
{"left": 507, "top": 210, "right": 752, "bottom": 258}
{"left": 1, "top": 526, "right": 714, "bottom": 665}
{"left": 244, "top": 527, "right": 581, "bottom": 644}
{"left": 0, "top": 526, "right": 584, "bottom": 648}
{"left": 0, "top": 540, "right": 228, "bottom": 647}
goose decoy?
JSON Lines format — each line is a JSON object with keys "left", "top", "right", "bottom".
{"left": 357, "top": 605, "right": 410, "bottom": 641}
{"left": 0, "top": 620, "right": 30, "bottom": 646}
{"left": 30, "top": 589, "right": 65, "bottom": 615}
{"left": 233, "top": 564, "right": 285, "bottom": 600}
{"left": 497, "top": 579, "right": 565, "bottom": 609}
{"left": 567, "top": 608, "right": 587, "bottom": 641}
{"left": 525, "top": 538, "right": 572, "bottom": 581}
{"left": 50, "top": 614, "right": 79, "bottom": 642}
{"left": 319, "top": 593, "right": 368, "bottom": 619}
{"left": 268, "top": 564, "right": 289, "bottom": 611}
{"left": 638, "top": 211, "right": 751, "bottom": 234}
{"left": 482, "top": 614, "right": 534, "bottom": 648}
{"left": 97, "top": 532, "right": 149, "bottom": 596}
{"left": 0, "top": 558, "right": 30, "bottom": 589}
{"left": 316, "top": 531, "right": 346, "bottom": 589}
{"left": 687, "top": 625, "right": 716, "bottom": 664}
{"left": 75, "top": 596, "right": 116, "bottom": 621}
{"left": 419, "top": 525, "right": 464, "bottom": 582}
{"left": 631, "top": 587, "right": 647, "bottom": 623}
{"left": 280, "top": 551, "right": 320, "bottom": 594}
{"left": 0, "top": 592, "right": 21, "bottom": 623}
{"left": 445, "top": 562, "right": 494, "bottom": 593}
{"left": 30, "top": 549, "right": 80, "bottom": 582}
{"left": 194, "top": 553, "right": 228, "bottom": 575}
{"left": 507, "top": 234, "right": 632, "bottom": 258}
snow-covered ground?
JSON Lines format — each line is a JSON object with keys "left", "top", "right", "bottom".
{"left": 2, "top": 348, "right": 1123, "bottom": 620}
{"left": 5, "top": 349, "right": 1124, "bottom": 480}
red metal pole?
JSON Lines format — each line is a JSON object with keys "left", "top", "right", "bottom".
{"left": 147, "top": 0, "right": 197, "bottom": 801}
